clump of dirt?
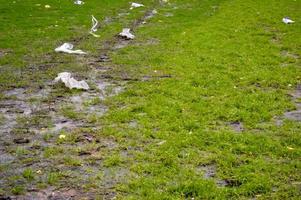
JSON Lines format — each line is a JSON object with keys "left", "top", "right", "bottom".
{"left": 197, "top": 164, "right": 230, "bottom": 187}
{"left": 228, "top": 121, "right": 244, "bottom": 132}
{"left": 113, "top": 39, "right": 131, "bottom": 50}
{"left": 0, "top": 49, "right": 12, "bottom": 58}
{"left": 0, "top": 92, "right": 33, "bottom": 136}
{"left": 281, "top": 50, "right": 300, "bottom": 60}
{"left": 198, "top": 164, "right": 216, "bottom": 179}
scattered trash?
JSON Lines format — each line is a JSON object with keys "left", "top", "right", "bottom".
{"left": 282, "top": 17, "right": 295, "bottom": 24}
{"left": 145, "top": 9, "right": 158, "bottom": 20}
{"left": 90, "top": 15, "right": 100, "bottom": 37}
{"left": 45, "top": 5, "right": 51, "bottom": 8}
{"left": 287, "top": 146, "right": 294, "bottom": 150}
{"left": 130, "top": 2, "right": 144, "bottom": 10}
{"left": 119, "top": 28, "right": 135, "bottom": 39}
{"left": 157, "top": 140, "right": 166, "bottom": 145}
{"left": 36, "top": 170, "right": 42, "bottom": 174}
{"left": 59, "top": 134, "right": 66, "bottom": 139}
{"left": 55, "top": 43, "right": 87, "bottom": 55}
{"left": 54, "top": 72, "right": 90, "bottom": 90}
{"left": 74, "top": 0, "right": 84, "bottom": 5}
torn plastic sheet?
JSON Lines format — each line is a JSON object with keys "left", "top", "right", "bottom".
{"left": 90, "top": 15, "right": 100, "bottom": 37}
{"left": 74, "top": 0, "right": 84, "bottom": 5}
{"left": 54, "top": 72, "right": 90, "bottom": 90}
{"left": 119, "top": 28, "right": 135, "bottom": 39}
{"left": 282, "top": 17, "right": 294, "bottom": 24}
{"left": 130, "top": 2, "right": 144, "bottom": 10}
{"left": 55, "top": 43, "right": 87, "bottom": 55}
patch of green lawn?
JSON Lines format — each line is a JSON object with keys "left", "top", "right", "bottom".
{"left": 102, "top": 0, "right": 301, "bottom": 199}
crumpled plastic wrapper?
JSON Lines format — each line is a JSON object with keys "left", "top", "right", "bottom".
{"left": 55, "top": 43, "right": 87, "bottom": 55}
{"left": 282, "top": 17, "right": 295, "bottom": 24}
{"left": 130, "top": 2, "right": 144, "bottom": 10}
{"left": 119, "top": 28, "right": 135, "bottom": 39}
{"left": 55, "top": 43, "right": 87, "bottom": 54}
{"left": 54, "top": 72, "right": 90, "bottom": 90}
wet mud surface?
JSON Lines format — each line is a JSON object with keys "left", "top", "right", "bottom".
{"left": 283, "top": 84, "right": 301, "bottom": 121}
{"left": 197, "top": 164, "right": 241, "bottom": 188}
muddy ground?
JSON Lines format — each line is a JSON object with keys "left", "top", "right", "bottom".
{"left": 0, "top": 4, "right": 164, "bottom": 199}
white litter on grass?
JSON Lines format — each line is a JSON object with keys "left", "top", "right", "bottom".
{"left": 54, "top": 72, "right": 90, "bottom": 90}
{"left": 74, "top": 0, "right": 84, "bottom": 5}
{"left": 59, "top": 134, "right": 66, "bottom": 139}
{"left": 283, "top": 17, "right": 295, "bottom": 24}
{"left": 130, "top": 2, "right": 144, "bottom": 10}
{"left": 55, "top": 43, "right": 87, "bottom": 55}
{"left": 152, "top": 9, "right": 158, "bottom": 15}
{"left": 119, "top": 28, "right": 135, "bottom": 39}
{"left": 157, "top": 140, "right": 166, "bottom": 145}
{"left": 90, "top": 15, "right": 100, "bottom": 37}
{"left": 145, "top": 9, "right": 158, "bottom": 20}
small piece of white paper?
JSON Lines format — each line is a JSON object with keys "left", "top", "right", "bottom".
{"left": 282, "top": 17, "right": 295, "bottom": 24}
{"left": 130, "top": 2, "right": 144, "bottom": 10}
{"left": 119, "top": 28, "right": 135, "bottom": 39}
{"left": 54, "top": 72, "right": 90, "bottom": 90}
{"left": 74, "top": 0, "right": 84, "bottom": 5}
{"left": 55, "top": 43, "right": 87, "bottom": 55}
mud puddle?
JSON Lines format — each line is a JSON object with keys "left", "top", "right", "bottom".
{"left": 283, "top": 85, "right": 301, "bottom": 122}
{"left": 197, "top": 164, "right": 238, "bottom": 188}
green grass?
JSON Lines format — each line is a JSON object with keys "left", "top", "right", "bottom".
{"left": 11, "top": 185, "right": 25, "bottom": 195}
{"left": 47, "top": 172, "right": 62, "bottom": 186}
{"left": 103, "top": 0, "right": 301, "bottom": 199}
{"left": 22, "top": 168, "right": 35, "bottom": 181}
{"left": 0, "top": 0, "right": 300, "bottom": 199}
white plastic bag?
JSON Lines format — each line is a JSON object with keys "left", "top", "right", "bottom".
{"left": 119, "top": 28, "right": 135, "bottom": 39}
{"left": 130, "top": 2, "right": 144, "bottom": 10}
{"left": 282, "top": 17, "right": 295, "bottom": 24}
{"left": 55, "top": 43, "right": 87, "bottom": 55}
{"left": 54, "top": 72, "right": 90, "bottom": 90}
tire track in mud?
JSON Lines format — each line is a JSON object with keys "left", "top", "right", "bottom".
{"left": 0, "top": 2, "right": 167, "bottom": 199}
